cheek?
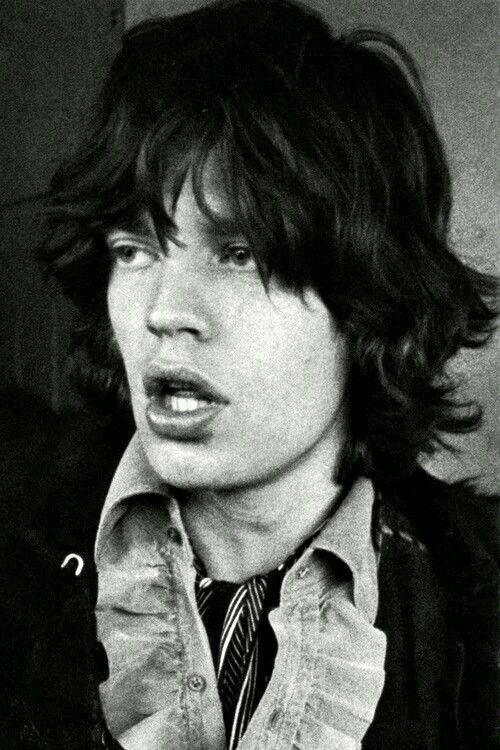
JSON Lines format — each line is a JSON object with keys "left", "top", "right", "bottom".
{"left": 283, "top": 332, "right": 347, "bottom": 411}
{"left": 107, "top": 278, "right": 146, "bottom": 371}
{"left": 241, "top": 293, "right": 346, "bottom": 418}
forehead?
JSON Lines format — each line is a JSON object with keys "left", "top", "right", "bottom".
{"left": 171, "top": 166, "right": 239, "bottom": 231}
{"left": 124, "top": 162, "right": 242, "bottom": 239}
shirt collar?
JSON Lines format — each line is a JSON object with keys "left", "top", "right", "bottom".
{"left": 312, "top": 477, "right": 378, "bottom": 621}
{"left": 94, "top": 432, "right": 171, "bottom": 564}
{"left": 96, "top": 434, "right": 378, "bottom": 620}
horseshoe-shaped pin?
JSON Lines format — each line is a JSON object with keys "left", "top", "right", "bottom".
{"left": 61, "top": 553, "right": 84, "bottom": 576}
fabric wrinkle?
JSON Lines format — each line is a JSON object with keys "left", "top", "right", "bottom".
{"left": 95, "top": 434, "right": 386, "bottom": 750}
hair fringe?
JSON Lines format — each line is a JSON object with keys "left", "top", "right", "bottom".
{"left": 38, "top": 0, "right": 498, "bottom": 485}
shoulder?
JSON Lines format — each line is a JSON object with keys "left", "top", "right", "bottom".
{"left": 375, "top": 469, "right": 499, "bottom": 749}
{"left": 379, "top": 469, "right": 499, "bottom": 635}
{"left": 0, "top": 408, "right": 133, "bottom": 588}
{"left": 0, "top": 409, "right": 132, "bottom": 742}
{"left": 380, "top": 468, "right": 499, "bottom": 568}
{"left": 1, "top": 407, "right": 133, "bottom": 519}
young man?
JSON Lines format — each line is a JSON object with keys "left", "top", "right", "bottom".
{"left": 1, "top": 1, "right": 498, "bottom": 749}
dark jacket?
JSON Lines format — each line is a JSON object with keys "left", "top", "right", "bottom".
{"left": 0, "top": 414, "right": 498, "bottom": 750}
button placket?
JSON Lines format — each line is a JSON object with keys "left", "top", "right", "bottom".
{"left": 241, "top": 597, "right": 304, "bottom": 749}
{"left": 276, "top": 574, "right": 320, "bottom": 748}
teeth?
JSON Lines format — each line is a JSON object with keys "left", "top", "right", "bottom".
{"left": 170, "top": 395, "right": 210, "bottom": 412}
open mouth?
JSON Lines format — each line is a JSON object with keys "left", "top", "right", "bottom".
{"left": 143, "top": 365, "right": 228, "bottom": 438}
{"left": 148, "top": 382, "right": 215, "bottom": 414}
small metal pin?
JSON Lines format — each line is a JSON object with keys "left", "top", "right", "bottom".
{"left": 61, "top": 553, "right": 84, "bottom": 576}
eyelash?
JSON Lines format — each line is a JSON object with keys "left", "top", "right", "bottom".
{"left": 108, "top": 242, "right": 159, "bottom": 268}
{"left": 218, "top": 243, "right": 255, "bottom": 268}
{"left": 106, "top": 237, "right": 256, "bottom": 272}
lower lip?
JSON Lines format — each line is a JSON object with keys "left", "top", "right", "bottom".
{"left": 145, "top": 397, "right": 226, "bottom": 440}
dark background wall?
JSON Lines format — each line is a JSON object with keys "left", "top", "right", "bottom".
{"left": 0, "top": 0, "right": 123, "bottom": 410}
{"left": 1, "top": 0, "right": 498, "bottom": 491}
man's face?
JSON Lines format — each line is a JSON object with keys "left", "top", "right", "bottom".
{"left": 107, "top": 168, "right": 348, "bottom": 491}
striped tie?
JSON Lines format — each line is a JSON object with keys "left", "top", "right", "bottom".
{"left": 193, "top": 516, "right": 334, "bottom": 747}
{"left": 195, "top": 569, "right": 269, "bottom": 749}
{"left": 192, "top": 526, "right": 320, "bottom": 748}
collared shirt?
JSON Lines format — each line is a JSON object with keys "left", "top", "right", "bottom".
{"left": 194, "top": 558, "right": 284, "bottom": 748}
{"left": 194, "top": 530, "right": 316, "bottom": 749}
{"left": 95, "top": 433, "right": 387, "bottom": 750}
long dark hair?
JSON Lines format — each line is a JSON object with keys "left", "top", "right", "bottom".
{"left": 39, "top": 0, "right": 497, "bottom": 484}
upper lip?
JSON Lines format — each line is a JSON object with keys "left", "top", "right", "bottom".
{"left": 143, "top": 363, "right": 229, "bottom": 404}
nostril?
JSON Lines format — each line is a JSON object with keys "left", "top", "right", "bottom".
{"left": 146, "top": 307, "right": 211, "bottom": 341}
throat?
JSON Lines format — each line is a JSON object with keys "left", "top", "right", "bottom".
{"left": 192, "top": 529, "right": 291, "bottom": 582}
{"left": 179, "top": 486, "right": 340, "bottom": 583}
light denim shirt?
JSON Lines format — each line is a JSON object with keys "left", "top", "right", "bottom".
{"left": 95, "top": 434, "right": 386, "bottom": 750}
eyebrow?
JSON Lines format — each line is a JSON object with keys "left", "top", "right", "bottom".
{"left": 189, "top": 209, "right": 246, "bottom": 239}
{"left": 107, "top": 207, "right": 246, "bottom": 246}
{"left": 115, "top": 213, "right": 156, "bottom": 236}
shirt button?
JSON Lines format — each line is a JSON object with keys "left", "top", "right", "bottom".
{"left": 187, "top": 673, "right": 206, "bottom": 692}
{"left": 296, "top": 566, "right": 309, "bottom": 579}
{"left": 166, "top": 526, "right": 182, "bottom": 545}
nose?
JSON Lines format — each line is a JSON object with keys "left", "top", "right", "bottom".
{"left": 146, "top": 262, "right": 214, "bottom": 342}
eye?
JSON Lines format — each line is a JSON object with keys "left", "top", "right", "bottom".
{"left": 218, "top": 243, "right": 256, "bottom": 269}
{"left": 106, "top": 233, "right": 160, "bottom": 270}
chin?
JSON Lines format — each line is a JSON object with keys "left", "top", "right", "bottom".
{"left": 141, "top": 431, "right": 242, "bottom": 490}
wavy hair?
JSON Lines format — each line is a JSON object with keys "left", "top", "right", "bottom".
{"left": 39, "top": 0, "right": 497, "bottom": 484}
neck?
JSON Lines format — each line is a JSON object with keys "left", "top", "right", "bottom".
{"left": 178, "top": 449, "right": 343, "bottom": 583}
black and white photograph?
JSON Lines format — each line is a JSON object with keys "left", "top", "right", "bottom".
{"left": 1, "top": 1, "right": 498, "bottom": 749}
